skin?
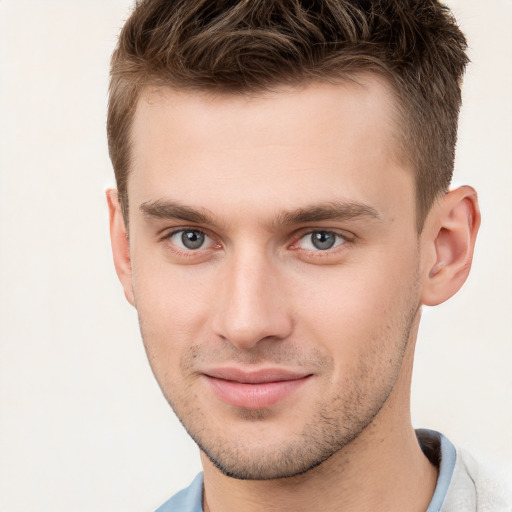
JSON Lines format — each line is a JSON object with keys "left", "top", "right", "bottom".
{"left": 108, "top": 75, "right": 480, "bottom": 512}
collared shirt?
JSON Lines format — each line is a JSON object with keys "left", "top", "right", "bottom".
{"left": 155, "top": 430, "right": 511, "bottom": 512}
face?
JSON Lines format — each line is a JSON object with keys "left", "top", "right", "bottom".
{"left": 124, "top": 77, "right": 423, "bottom": 479}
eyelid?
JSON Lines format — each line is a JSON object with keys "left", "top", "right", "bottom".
{"left": 287, "top": 228, "right": 355, "bottom": 259}
{"left": 160, "top": 226, "right": 221, "bottom": 252}
{"left": 158, "top": 225, "right": 353, "bottom": 257}
{"left": 160, "top": 225, "right": 212, "bottom": 241}
{"left": 291, "top": 227, "right": 353, "bottom": 244}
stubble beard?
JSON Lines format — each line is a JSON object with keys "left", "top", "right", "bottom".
{"left": 194, "top": 380, "right": 394, "bottom": 481}
{"left": 140, "top": 277, "right": 421, "bottom": 481}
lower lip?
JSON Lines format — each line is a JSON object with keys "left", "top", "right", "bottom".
{"left": 206, "top": 376, "right": 311, "bottom": 409}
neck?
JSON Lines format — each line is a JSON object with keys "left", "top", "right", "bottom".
{"left": 201, "top": 317, "right": 438, "bottom": 512}
{"left": 201, "top": 426, "right": 436, "bottom": 512}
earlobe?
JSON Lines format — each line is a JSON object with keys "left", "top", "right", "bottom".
{"left": 106, "top": 189, "right": 135, "bottom": 306}
{"left": 420, "top": 186, "right": 481, "bottom": 306}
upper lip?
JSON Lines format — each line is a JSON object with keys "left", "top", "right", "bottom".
{"left": 203, "top": 367, "right": 312, "bottom": 384}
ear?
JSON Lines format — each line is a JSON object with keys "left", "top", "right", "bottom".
{"left": 106, "top": 189, "right": 135, "bottom": 306}
{"left": 420, "top": 186, "right": 481, "bottom": 306}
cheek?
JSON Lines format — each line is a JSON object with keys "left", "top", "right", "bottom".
{"left": 131, "top": 255, "right": 215, "bottom": 367}
{"left": 292, "top": 253, "right": 419, "bottom": 360}
{"left": 133, "top": 242, "right": 211, "bottom": 314}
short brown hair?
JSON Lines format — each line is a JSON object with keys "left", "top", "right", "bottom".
{"left": 107, "top": 0, "right": 468, "bottom": 231}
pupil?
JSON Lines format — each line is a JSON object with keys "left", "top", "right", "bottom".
{"left": 311, "top": 231, "right": 335, "bottom": 250}
{"left": 182, "top": 231, "right": 205, "bottom": 249}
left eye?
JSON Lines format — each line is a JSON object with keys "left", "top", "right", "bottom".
{"left": 298, "top": 231, "right": 346, "bottom": 251}
{"left": 169, "top": 230, "right": 211, "bottom": 250}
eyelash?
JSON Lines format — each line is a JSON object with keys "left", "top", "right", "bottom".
{"left": 293, "top": 230, "right": 347, "bottom": 249}
{"left": 160, "top": 227, "right": 354, "bottom": 258}
{"left": 161, "top": 228, "right": 219, "bottom": 257}
{"left": 288, "top": 229, "right": 353, "bottom": 260}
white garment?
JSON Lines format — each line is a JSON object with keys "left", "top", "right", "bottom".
{"left": 442, "top": 448, "right": 512, "bottom": 512}
{"left": 154, "top": 432, "right": 512, "bottom": 512}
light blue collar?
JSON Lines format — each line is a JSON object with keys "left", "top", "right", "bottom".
{"left": 155, "top": 472, "right": 203, "bottom": 512}
{"left": 420, "top": 429, "right": 457, "bottom": 512}
{"left": 155, "top": 430, "right": 456, "bottom": 512}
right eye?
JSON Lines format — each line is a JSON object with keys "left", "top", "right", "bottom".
{"left": 169, "top": 229, "right": 211, "bottom": 250}
{"left": 296, "top": 230, "right": 347, "bottom": 251}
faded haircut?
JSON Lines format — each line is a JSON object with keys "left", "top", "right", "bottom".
{"left": 107, "top": 0, "right": 469, "bottom": 231}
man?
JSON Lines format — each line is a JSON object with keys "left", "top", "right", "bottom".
{"left": 106, "top": 0, "right": 510, "bottom": 511}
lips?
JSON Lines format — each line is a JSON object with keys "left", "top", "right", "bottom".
{"left": 203, "top": 368, "right": 312, "bottom": 409}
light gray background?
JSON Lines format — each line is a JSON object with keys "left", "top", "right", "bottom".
{"left": 0, "top": 1, "right": 511, "bottom": 511}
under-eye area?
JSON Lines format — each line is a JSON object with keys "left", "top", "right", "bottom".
{"left": 159, "top": 226, "right": 221, "bottom": 262}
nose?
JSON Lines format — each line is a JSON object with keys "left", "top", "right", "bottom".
{"left": 211, "top": 247, "right": 294, "bottom": 350}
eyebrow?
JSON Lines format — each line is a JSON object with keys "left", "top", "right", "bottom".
{"left": 275, "top": 201, "right": 381, "bottom": 226}
{"left": 139, "top": 199, "right": 381, "bottom": 227}
{"left": 140, "top": 200, "right": 215, "bottom": 224}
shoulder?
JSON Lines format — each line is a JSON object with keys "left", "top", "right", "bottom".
{"left": 442, "top": 447, "right": 512, "bottom": 512}
{"left": 154, "top": 473, "right": 204, "bottom": 512}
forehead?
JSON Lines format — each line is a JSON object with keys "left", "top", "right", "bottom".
{"left": 128, "top": 76, "right": 414, "bottom": 227}
{"left": 132, "top": 75, "right": 399, "bottom": 156}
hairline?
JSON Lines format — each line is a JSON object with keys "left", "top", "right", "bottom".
{"left": 119, "top": 70, "right": 429, "bottom": 233}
